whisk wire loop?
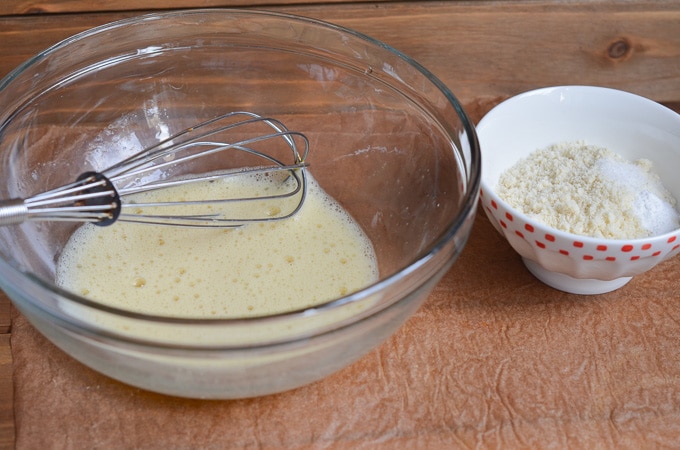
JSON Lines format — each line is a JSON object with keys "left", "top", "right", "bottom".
{"left": 0, "top": 112, "right": 309, "bottom": 228}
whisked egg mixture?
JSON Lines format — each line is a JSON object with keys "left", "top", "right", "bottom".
{"left": 55, "top": 173, "right": 378, "bottom": 318}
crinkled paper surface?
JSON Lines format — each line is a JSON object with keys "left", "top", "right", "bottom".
{"left": 11, "top": 210, "right": 680, "bottom": 449}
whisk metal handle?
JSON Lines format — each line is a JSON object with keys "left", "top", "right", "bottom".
{"left": 0, "top": 172, "right": 122, "bottom": 227}
{"left": 0, "top": 199, "right": 28, "bottom": 226}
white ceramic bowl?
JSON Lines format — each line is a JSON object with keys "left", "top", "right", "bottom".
{"left": 477, "top": 86, "right": 680, "bottom": 295}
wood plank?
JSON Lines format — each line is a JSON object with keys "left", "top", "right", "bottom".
{"left": 0, "top": 292, "right": 9, "bottom": 335}
{"left": 292, "top": 0, "right": 680, "bottom": 104}
{"left": 0, "top": 334, "right": 14, "bottom": 450}
{"left": 0, "top": 1, "right": 679, "bottom": 106}
{"left": 0, "top": 0, "right": 385, "bottom": 16}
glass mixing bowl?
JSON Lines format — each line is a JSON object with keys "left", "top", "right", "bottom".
{"left": 0, "top": 9, "right": 480, "bottom": 398}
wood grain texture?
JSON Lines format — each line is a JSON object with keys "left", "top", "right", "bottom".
{"left": 293, "top": 0, "right": 680, "bottom": 104}
{"left": 0, "top": 334, "right": 13, "bottom": 450}
{"left": 0, "top": 0, "right": 385, "bottom": 15}
{"left": 0, "top": 1, "right": 679, "bottom": 105}
{"left": 0, "top": 293, "right": 9, "bottom": 335}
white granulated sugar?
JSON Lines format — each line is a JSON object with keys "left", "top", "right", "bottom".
{"left": 497, "top": 141, "right": 680, "bottom": 239}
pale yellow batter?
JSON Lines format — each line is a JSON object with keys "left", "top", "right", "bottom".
{"left": 55, "top": 172, "right": 378, "bottom": 318}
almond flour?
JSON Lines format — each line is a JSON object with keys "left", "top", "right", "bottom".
{"left": 497, "top": 141, "right": 680, "bottom": 239}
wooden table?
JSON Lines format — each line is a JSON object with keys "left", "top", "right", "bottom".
{"left": 1, "top": 1, "right": 679, "bottom": 448}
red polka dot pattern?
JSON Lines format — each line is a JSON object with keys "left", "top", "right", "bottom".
{"left": 479, "top": 189, "right": 680, "bottom": 269}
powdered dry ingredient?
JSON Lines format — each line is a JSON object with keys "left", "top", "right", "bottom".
{"left": 497, "top": 142, "right": 680, "bottom": 239}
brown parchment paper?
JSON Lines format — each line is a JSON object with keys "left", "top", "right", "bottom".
{"left": 10, "top": 210, "right": 680, "bottom": 449}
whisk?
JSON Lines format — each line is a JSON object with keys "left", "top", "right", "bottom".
{"left": 0, "top": 112, "right": 309, "bottom": 228}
